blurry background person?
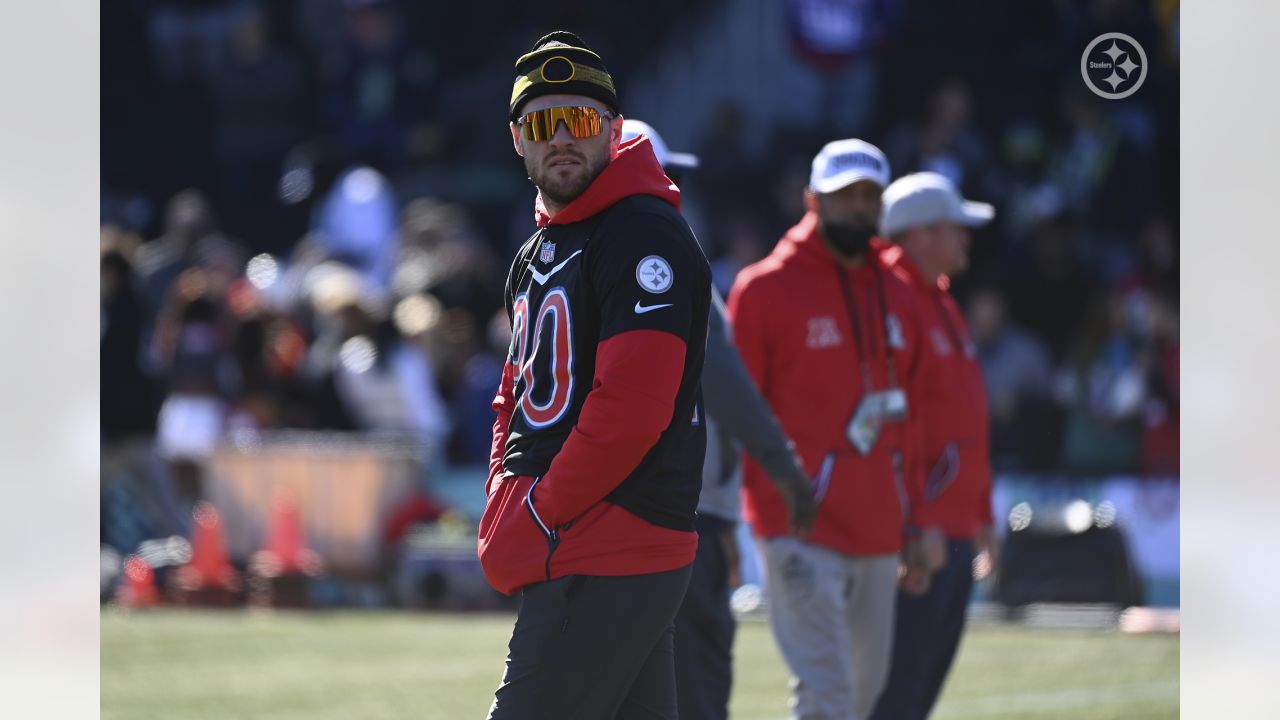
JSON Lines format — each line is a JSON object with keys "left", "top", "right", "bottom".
{"left": 966, "top": 286, "right": 1056, "bottom": 472}
{"left": 150, "top": 269, "right": 238, "bottom": 528}
{"left": 729, "top": 139, "right": 943, "bottom": 720}
{"left": 871, "top": 172, "right": 998, "bottom": 720}
{"left": 624, "top": 118, "right": 818, "bottom": 720}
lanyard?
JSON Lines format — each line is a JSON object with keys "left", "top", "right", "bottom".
{"left": 834, "top": 260, "right": 899, "bottom": 390}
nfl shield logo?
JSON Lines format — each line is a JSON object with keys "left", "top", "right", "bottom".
{"left": 539, "top": 241, "right": 556, "bottom": 264}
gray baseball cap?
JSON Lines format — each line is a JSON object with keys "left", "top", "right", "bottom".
{"left": 880, "top": 172, "right": 995, "bottom": 237}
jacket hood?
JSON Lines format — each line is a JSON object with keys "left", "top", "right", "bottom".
{"left": 780, "top": 211, "right": 883, "bottom": 270}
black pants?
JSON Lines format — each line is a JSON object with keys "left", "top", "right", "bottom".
{"left": 674, "top": 515, "right": 737, "bottom": 720}
{"left": 488, "top": 563, "right": 694, "bottom": 720}
{"left": 870, "top": 539, "right": 975, "bottom": 720}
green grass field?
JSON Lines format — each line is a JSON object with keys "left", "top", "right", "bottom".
{"left": 102, "top": 609, "right": 1177, "bottom": 719}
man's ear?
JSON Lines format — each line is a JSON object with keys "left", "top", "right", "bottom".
{"left": 510, "top": 123, "right": 524, "bottom": 157}
{"left": 608, "top": 114, "right": 625, "bottom": 157}
{"left": 803, "top": 189, "right": 820, "bottom": 215}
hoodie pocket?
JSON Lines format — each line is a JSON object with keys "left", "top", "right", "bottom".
{"left": 809, "top": 450, "right": 903, "bottom": 548}
{"left": 523, "top": 475, "right": 562, "bottom": 581}
{"left": 477, "top": 475, "right": 561, "bottom": 594}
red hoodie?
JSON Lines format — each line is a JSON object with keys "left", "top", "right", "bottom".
{"left": 878, "top": 244, "right": 995, "bottom": 539}
{"left": 479, "top": 138, "right": 709, "bottom": 594}
{"left": 727, "top": 213, "right": 935, "bottom": 556}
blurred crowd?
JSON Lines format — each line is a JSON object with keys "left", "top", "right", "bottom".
{"left": 102, "top": 0, "right": 1179, "bottom": 519}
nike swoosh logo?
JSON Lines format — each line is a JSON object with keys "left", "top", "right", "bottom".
{"left": 634, "top": 302, "right": 673, "bottom": 314}
{"left": 529, "top": 249, "right": 583, "bottom": 285}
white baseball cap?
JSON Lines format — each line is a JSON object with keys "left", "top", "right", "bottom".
{"left": 880, "top": 171, "right": 995, "bottom": 237}
{"left": 809, "top": 138, "right": 890, "bottom": 194}
{"left": 621, "top": 119, "right": 699, "bottom": 169}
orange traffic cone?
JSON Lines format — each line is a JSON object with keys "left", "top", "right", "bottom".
{"left": 248, "top": 492, "right": 322, "bottom": 608}
{"left": 115, "top": 554, "right": 160, "bottom": 608}
{"left": 169, "top": 502, "right": 242, "bottom": 607}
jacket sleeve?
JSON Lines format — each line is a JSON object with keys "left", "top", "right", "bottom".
{"left": 703, "top": 288, "right": 806, "bottom": 487}
{"left": 726, "top": 274, "right": 768, "bottom": 397}
{"left": 533, "top": 212, "right": 708, "bottom": 527}
{"left": 894, "top": 281, "right": 939, "bottom": 532}
{"left": 486, "top": 260, "right": 522, "bottom": 497}
{"left": 486, "top": 359, "right": 517, "bottom": 497}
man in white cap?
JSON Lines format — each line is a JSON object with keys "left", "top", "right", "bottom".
{"left": 623, "top": 118, "right": 819, "bottom": 720}
{"left": 870, "top": 172, "right": 998, "bottom": 720}
{"left": 728, "top": 140, "right": 945, "bottom": 720}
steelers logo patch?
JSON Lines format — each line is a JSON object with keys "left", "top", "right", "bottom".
{"left": 636, "top": 255, "right": 674, "bottom": 294}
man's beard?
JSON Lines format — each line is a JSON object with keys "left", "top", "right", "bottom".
{"left": 527, "top": 150, "right": 605, "bottom": 207}
{"left": 818, "top": 218, "right": 878, "bottom": 260}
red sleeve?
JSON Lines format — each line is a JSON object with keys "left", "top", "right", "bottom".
{"left": 533, "top": 330, "right": 686, "bottom": 527}
{"left": 486, "top": 360, "right": 517, "bottom": 497}
{"left": 894, "top": 282, "right": 939, "bottom": 532}
{"left": 726, "top": 275, "right": 768, "bottom": 395}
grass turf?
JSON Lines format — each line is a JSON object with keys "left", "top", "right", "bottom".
{"left": 101, "top": 609, "right": 1177, "bottom": 719}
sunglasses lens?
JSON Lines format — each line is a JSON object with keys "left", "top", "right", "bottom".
{"left": 520, "top": 106, "right": 604, "bottom": 141}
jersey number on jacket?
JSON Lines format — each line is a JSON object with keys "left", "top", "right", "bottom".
{"left": 510, "top": 288, "right": 575, "bottom": 428}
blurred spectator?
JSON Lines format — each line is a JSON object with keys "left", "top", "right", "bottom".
{"left": 134, "top": 189, "right": 214, "bottom": 320}
{"left": 1050, "top": 87, "right": 1155, "bottom": 239}
{"left": 783, "top": 0, "right": 894, "bottom": 136}
{"left": 1140, "top": 293, "right": 1179, "bottom": 477}
{"left": 446, "top": 309, "right": 509, "bottom": 465}
{"left": 222, "top": 275, "right": 312, "bottom": 431}
{"left": 313, "top": 165, "right": 399, "bottom": 289}
{"left": 1005, "top": 213, "right": 1099, "bottom": 363}
{"left": 331, "top": 296, "right": 451, "bottom": 472}
{"left": 689, "top": 102, "right": 758, "bottom": 240}
{"left": 392, "top": 198, "right": 502, "bottom": 325}
{"left": 967, "top": 287, "right": 1059, "bottom": 471}
{"left": 318, "top": 0, "right": 434, "bottom": 169}
{"left": 1133, "top": 214, "right": 1179, "bottom": 300}
{"left": 208, "top": 5, "right": 307, "bottom": 251}
{"left": 990, "top": 118, "right": 1060, "bottom": 245}
{"left": 151, "top": 269, "right": 239, "bottom": 512}
{"left": 300, "top": 263, "right": 449, "bottom": 467}
{"left": 101, "top": 227, "right": 160, "bottom": 442}
{"left": 134, "top": 189, "right": 246, "bottom": 326}
{"left": 886, "top": 77, "right": 992, "bottom": 197}
{"left": 1057, "top": 288, "right": 1155, "bottom": 474}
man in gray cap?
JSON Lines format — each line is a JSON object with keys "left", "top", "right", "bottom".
{"left": 871, "top": 171, "right": 999, "bottom": 720}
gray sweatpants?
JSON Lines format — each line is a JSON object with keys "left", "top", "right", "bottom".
{"left": 760, "top": 537, "right": 899, "bottom": 720}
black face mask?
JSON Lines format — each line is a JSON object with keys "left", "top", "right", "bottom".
{"left": 819, "top": 218, "right": 877, "bottom": 260}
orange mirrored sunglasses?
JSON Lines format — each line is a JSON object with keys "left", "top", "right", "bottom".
{"left": 516, "top": 105, "right": 611, "bottom": 142}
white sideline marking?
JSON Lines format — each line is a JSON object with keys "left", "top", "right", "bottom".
{"left": 933, "top": 680, "right": 1179, "bottom": 718}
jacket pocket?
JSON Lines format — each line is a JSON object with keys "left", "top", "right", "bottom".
{"left": 523, "top": 475, "right": 562, "bottom": 581}
{"left": 477, "top": 475, "right": 560, "bottom": 594}
{"left": 811, "top": 450, "right": 903, "bottom": 548}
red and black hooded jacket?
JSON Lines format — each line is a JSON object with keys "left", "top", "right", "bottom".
{"left": 878, "top": 243, "right": 995, "bottom": 539}
{"left": 478, "top": 137, "right": 711, "bottom": 595}
{"left": 727, "top": 214, "right": 936, "bottom": 556}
